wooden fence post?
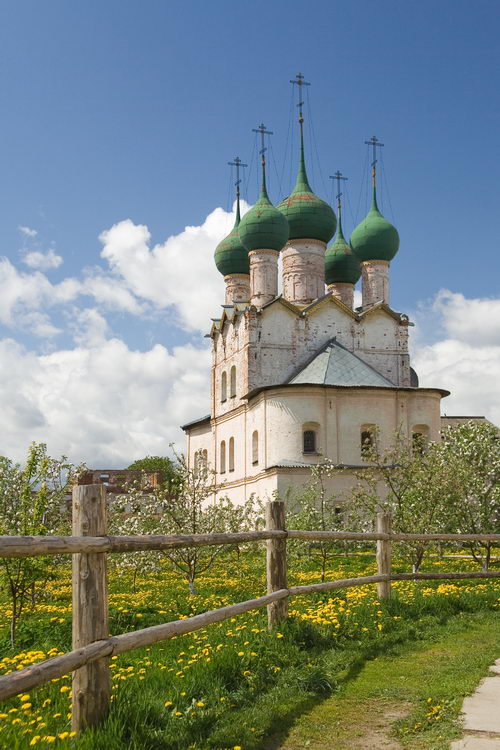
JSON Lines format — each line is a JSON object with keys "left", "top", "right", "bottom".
{"left": 266, "top": 499, "right": 288, "bottom": 629}
{"left": 376, "top": 511, "right": 392, "bottom": 600}
{"left": 72, "top": 484, "right": 110, "bottom": 732}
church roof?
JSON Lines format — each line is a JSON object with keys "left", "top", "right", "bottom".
{"left": 287, "top": 338, "right": 394, "bottom": 388}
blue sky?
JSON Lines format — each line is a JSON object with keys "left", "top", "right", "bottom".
{"left": 1, "top": 1, "right": 500, "bottom": 465}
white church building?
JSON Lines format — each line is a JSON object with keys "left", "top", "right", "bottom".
{"left": 182, "top": 108, "right": 449, "bottom": 504}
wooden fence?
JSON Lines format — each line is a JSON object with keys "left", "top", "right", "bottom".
{"left": 0, "top": 484, "right": 499, "bottom": 734}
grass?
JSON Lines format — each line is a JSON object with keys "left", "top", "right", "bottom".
{"left": 272, "top": 610, "right": 500, "bottom": 749}
{"left": 0, "top": 549, "right": 498, "bottom": 749}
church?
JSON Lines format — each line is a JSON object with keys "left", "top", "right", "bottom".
{"left": 182, "top": 87, "right": 449, "bottom": 504}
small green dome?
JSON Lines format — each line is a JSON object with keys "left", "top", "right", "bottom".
{"left": 239, "top": 169, "right": 289, "bottom": 252}
{"left": 214, "top": 201, "right": 249, "bottom": 276}
{"left": 350, "top": 188, "right": 399, "bottom": 262}
{"left": 325, "top": 216, "right": 361, "bottom": 285}
{"left": 277, "top": 137, "right": 336, "bottom": 244}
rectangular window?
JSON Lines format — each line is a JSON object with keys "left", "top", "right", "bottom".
{"left": 303, "top": 430, "right": 316, "bottom": 454}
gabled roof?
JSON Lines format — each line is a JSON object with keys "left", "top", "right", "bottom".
{"left": 302, "top": 292, "right": 358, "bottom": 319}
{"left": 357, "top": 301, "right": 412, "bottom": 326}
{"left": 287, "top": 338, "right": 394, "bottom": 388}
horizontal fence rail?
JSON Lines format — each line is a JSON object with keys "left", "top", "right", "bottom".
{"left": 1, "top": 530, "right": 499, "bottom": 558}
{"left": 0, "top": 486, "right": 499, "bottom": 734}
{"left": 0, "top": 531, "right": 287, "bottom": 558}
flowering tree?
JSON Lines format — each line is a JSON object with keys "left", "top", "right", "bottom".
{"left": 349, "top": 430, "right": 457, "bottom": 572}
{"left": 286, "top": 463, "right": 356, "bottom": 581}
{"left": 110, "top": 454, "right": 261, "bottom": 594}
{"left": 0, "top": 443, "right": 83, "bottom": 645}
{"left": 441, "top": 421, "right": 500, "bottom": 569}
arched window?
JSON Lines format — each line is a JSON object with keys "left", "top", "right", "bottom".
{"left": 303, "top": 430, "right": 316, "bottom": 454}
{"left": 230, "top": 365, "right": 236, "bottom": 398}
{"left": 229, "top": 437, "right": 235, "bottom": 472}
{"left": 221, "top": 372, "right": 227, "bottom": 402}
{"left": 252, "top": 431, "right": 259, "bottom": 465}
{"left": 202, "top": 449, "right": 208, "bottom": 466}
{"left": 360, "top": 424, "right": 376, "bottom": 457}
{"left": 220, "top": 441, "right": 226, "bottom": 473}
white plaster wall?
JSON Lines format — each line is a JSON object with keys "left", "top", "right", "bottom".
{"left": 262, "top": 386, "right": 444, "bottom": 467}
{"left": 187, "top": 422, "right": 213, "bottom": 470}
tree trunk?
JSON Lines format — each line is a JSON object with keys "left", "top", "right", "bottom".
{"left": 10, "top": 599, "right": 17, "bottom": 648}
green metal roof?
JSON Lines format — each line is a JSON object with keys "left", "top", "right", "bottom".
{"left": 288, "top": 338, "right": 393, "bottom": 387}
{"left": 325, "top": 213, "right": 361, "bottom": 285}
{"left": 277, "top": 130, "right": 336, "bottom": 244}
{"left": 239, "top": 165, "right": 289, "bottom": 252}
{"left": 214, "top": 200, "right": 250, "bottom": 276}
{"left": 350, "top": 187, "right": 400, "bottom": 262}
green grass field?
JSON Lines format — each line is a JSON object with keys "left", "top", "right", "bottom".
{"left": 0, "top": 548, "right": 499, "bottom": 749}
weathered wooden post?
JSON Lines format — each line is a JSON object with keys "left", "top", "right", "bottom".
{"left": 376, "top": 511, "right": 392, "bottom": 600}
{"left": 72, "top": 484, "right": 110, "bottom": 732}
{"left": 266, "top": 499, "right": 288, "bottom": 629}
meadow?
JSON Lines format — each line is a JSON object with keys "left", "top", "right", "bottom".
{"left": 0, "top": 545, "right": 499, "bottom": 750}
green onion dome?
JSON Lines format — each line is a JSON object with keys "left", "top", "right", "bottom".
{"left": 350, "top": 187, "right": 399, "bottom": 262}
{"left": 277, "top": 136, "right": 336, "bottom": 244}
{"left": 325, "top": 215, "right": 361, "bottom": 285}
{"left": 214, "top": 201, "right": 249, "bottom": 276}
{"left": 239, "top": 169, "right": 289, "bottom": 252}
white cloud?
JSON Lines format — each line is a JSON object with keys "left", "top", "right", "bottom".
{"left": 0, "top": 337, "right": 210, "bottom": 466}
{"left": 413, "top": 289, "right": 500, "bottom": 426}
{"left": 432, "top": 289, "right": 500, "bottom": 347}
{"left": 69, "top": 308, "right": 110, "bottom": 347}
{"left": 18, "top": 226, "right": 38, "bottom": 238}
{"left": 99, "top": 204, "right": 245, "bottom": 332}
{"left": 23, "top": 248, "right": 63, "bottom": 271}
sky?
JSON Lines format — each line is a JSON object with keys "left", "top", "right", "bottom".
{"left": 1, "top": 0, "right": 500, "bottom": 466}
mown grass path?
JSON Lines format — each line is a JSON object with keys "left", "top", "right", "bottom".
{"left": 269, "top": 611, "right": 500, "bottom": 750}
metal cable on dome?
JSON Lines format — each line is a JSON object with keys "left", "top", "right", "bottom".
{"left": 380, "top": 149, "right": 396, "bottom": 223}
{"left": 305, "top": 86, "right": 329, "bottom": 198}
{"left": 244, "top": 131, "right": 257, "bottom": 201}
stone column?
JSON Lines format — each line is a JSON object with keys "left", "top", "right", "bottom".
{"left": 361, "top": 260, "right": 389, "bottom": 308}
{"left": 249, "top": 249, "right": 279, "bottom": 307}
{"left": 327, "top": 283, "right": 354, "bottom": 309}
{"left": 224, "top": 274, "right": 250, "bottom": 304}
{"left": 282, "top": 239, "right": 326, "bottom": 306}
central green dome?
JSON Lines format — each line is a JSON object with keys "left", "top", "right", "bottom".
{"left": 277, "top": 134, "right": 336, "bottom": 244}
{"left": 214, "top": 201, "right": 249, "bottom": 276}
{"left": 325, "top": 215, "right": 361, "bottom": 285}
{"left": 239, "top": 168, "right": 289, "bottom": 252}
{"left": 350, "top": 188, "right": 399, "bottom": 262}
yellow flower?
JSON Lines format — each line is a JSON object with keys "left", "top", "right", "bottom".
{"left": 20, "top": 694, "right": 30, "bottom": 702}
{"left": 276, "top": 633, "right": 284, "bottom": 638}
{"left": 60, "top": 685, "right": 70, "bottom": 693}
{"left": 164, "top": 701, "right": 173, "bottom": 707}
{"left": 196, "top": 701, "right": 205, "bottom": 707}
